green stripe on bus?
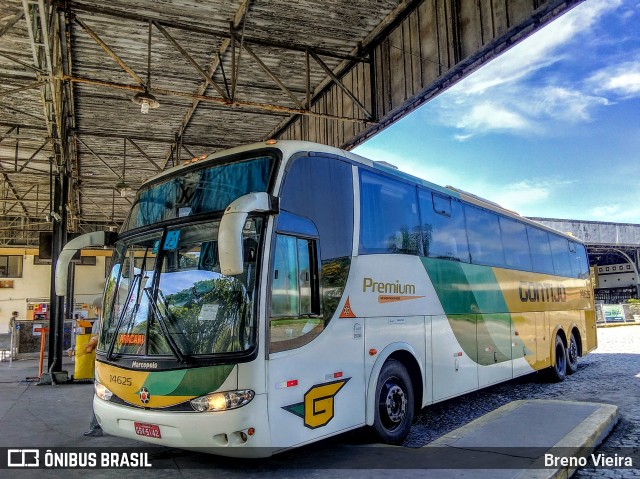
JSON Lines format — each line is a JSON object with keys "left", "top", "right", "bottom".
{"left": 421, "top": 258, "right": 526, "bottom": 365}
{"left": 421, "top": 258, "right": 508, "bottom": 314}
{"left": 142, "top": 364, "right": 234, "bottom": 397}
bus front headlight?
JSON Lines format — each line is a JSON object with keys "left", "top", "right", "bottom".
{"left": 190, "top": 390, "right": 255, "bottom": 412}
{"left": 95, "top": 380, "right": 113, "bottom": 401}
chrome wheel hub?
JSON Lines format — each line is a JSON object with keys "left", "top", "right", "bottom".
{"left": 385, "top": 384, "right": 406, "bottom": 423}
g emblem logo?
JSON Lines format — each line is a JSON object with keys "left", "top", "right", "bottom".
{"left": 139, "top": 387, "right": 151, "bottom": 404}
{"left": 283, "top": 379, "right": 350, "bottom": 429}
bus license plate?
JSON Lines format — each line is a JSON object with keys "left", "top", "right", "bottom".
{"left": 134, "top": 422, "right": 161, "bottom": 438}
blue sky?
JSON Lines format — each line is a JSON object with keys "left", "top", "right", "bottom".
{"left": 354, "top": 0, "right": 640, "bottom": 224}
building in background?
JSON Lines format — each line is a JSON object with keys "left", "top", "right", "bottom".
{"left": 0, "top": 248, "right": 110, "bottom": 331}
{"left": 530, "top": 218, "right": 640, "bottom": 304}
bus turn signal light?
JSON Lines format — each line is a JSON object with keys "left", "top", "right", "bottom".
{"left": 369, "top": 349, "right": 377, "bottom": 356}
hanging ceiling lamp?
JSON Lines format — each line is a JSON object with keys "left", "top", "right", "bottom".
{"left": 132, "top": 20, "right": 160, "bottom": 114}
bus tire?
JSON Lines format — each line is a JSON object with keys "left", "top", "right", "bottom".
{"left": 549, "top": 334, "right": 567, "bottom": 382}
{"left": 566, "top": 331, "right": 579, "bottom": 375}
{"left": 372, "top": 359, "right": 414, "bottom": 445}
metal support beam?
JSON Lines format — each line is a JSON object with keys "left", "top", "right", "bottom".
{"left": 62, "top": 1, "right": 367, "bottom": 63}
{"left": 47, "top": 173, "right": 68, "bottom": 375}
{"left": 0, "top": 51, "right": 46, "bottom": 74}
{"left": 239, "top": 39, "right": 304, "bottom": 109}
{"left": 309, "top": 50, "right": 373, "bottom": 120}
{"left": 126, "top": 138, "right": 162, "bottom": 172}
{"left": 19, "top": 138, "right": 51, "bottom": 171}
{"left": 73, "top": 15, "right": 144, "bottom": 86}
{"left": 79, "top": 189, "right": 117, "bottom": 218}
{"left": 153, "top": 21, "right": 227, "bottom": 99}
{"left": 0, "top": 10, "right": 25, "bottom": 39}
{"left": 160, "top": 0, "right": 253, "bottom": 170}
{"left": 0, "top": 101, "right": 45, "bottom": 121}
{"left": 0, "top": 131, "right": 31, "bottom": 216}
{"left": 0, "top": 81, "right": 44, "bottom": 98}
{"left": 63, "top": 74, "right": 373, "bottom": 124}
{"left": 75, "top": 135, "right": 122, "bottom": 179}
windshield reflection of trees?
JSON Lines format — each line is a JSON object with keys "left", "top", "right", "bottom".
{"left": 159, "top": 276, "right": 250, "bottom": 355}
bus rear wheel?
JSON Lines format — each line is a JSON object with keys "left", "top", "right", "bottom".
{"left": 548, "top": 334, "right": 567, "bottom": 382}
{"left": 566, "top": 331, "right": 579, "bottom": 375}
{"left": 372, "top": 360, "right": 414, "bottom": 445}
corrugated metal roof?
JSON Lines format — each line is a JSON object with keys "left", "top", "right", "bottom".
{"left": 0, "top": 0, "right": 402, "bottom": 244}
{"left": 0, "top": 0, "right": 581, "bottom": 245}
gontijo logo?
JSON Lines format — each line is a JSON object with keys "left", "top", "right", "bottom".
{"left": 283, "top": 378, "right": 351, "bottom": 429}
{"left": 518, "top": 281, "right": 567, "bottom": 303}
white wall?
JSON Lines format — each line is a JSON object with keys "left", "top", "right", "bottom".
{"left": 596, "top": 262, "right": 637, "bottom": 288}
{"left": 0, "top": 252, "right": 108, "bottom": 331}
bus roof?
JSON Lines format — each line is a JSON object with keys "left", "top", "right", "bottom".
{"left": 142, "top": 140, "right": 583, "bottom": 244}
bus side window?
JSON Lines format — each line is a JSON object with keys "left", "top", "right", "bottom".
{"left": 569, "top": 241, "right": 589, "bottom": 279}
{"left": 419, "top": 190, "right": 469, "bottom": 262}
{"left": 527, "top": 226, "right": 554, "bottom": 274}
{"left": 359, "top": 170, "right": 421, "bottom": 255}
{"left": 499, "top": 217, "right": 532, "bottom": 271}
{"left": 550, "top": 235, "right": 573, "bottom": 277}
{"left": 270, "top": 234, "right": 322, "bottom": 353}
{"left": 464, "top": 204, "right": 505, "bottom": 267}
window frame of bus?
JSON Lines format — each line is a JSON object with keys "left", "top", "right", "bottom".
{"left": 359, "top": 169, "right": 421, "bottom": 255}
{"left": 269, "top": 228, "right": 322, "bottom": 354}
{"left": 418, "top": 189, "right": 470, "bottom": 262}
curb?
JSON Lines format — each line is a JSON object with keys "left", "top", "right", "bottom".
{"left": 519, "top": 401, "right": 619, "bottom": 479}
{"left": 597, "top": 322, "right": 640, "bottom": 328}
{"left": 426, "top": 399, "right": 619, "bottom": 479}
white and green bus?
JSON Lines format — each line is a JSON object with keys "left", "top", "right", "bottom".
{"left": 57, "top": 140, "right": 596, "bottom": 457}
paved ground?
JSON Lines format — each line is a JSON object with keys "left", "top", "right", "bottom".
{"left": 0, "top": 325, "right": 637, "bottom": 478}
{"left": 407, "top": 324, "right": 640, "bottom": 478}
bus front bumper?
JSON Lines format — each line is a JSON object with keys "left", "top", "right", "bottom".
{"left": 93, "top": 393, "right": 272, "bottom": 457}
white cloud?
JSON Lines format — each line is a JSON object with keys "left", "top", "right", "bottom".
{"left": 589, "top": 59, "right": 640, "bottom": 97}
{"left": 428, "top": 0, "right": 622, "bottom": 140}
{"left": 590, "top": 205, "right": 621, "bottom": 219}
{"left": 481, "top": 179, "right": 574, "bottom": 213}
{"left": 588, "top": 203, "right": 640, "bottom": 223}
{"left": 352, "top": 144, "right": 575, "bottom": 216}
{"left": 450, "top": 0, "right": 620, "bottom": 96}
{"left": 531, "top": 86, "right": 610, "bottom": 122}
{"left": 454, "top": 103, "right": 531, "bottom": 136}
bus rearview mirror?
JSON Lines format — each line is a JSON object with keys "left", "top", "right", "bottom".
{"left": 218, "top": 192, "right": 278, "bottom": 276}
{"left": 55, "top": 231, "right": 118, "bottom": 296}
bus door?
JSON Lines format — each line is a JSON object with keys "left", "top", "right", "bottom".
{"left": 266, "top": 231, "right": 365, "bottom": 449}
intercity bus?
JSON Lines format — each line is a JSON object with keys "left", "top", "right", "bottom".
{"left": 56, "top": 140, "right": 596, "bottom": 457}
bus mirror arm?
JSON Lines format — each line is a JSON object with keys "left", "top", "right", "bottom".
{"left": 219, "top": 192, "right": 278, "bottom": 276}
{"left": 55, "top": 231, "right": 118, "bottom": 296}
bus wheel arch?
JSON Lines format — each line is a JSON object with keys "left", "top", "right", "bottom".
{"left": 365, "top": 343, "right": 424, "bottom": 428}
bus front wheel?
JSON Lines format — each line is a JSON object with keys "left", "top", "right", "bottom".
{"left": 372, "top": 359, "right": 414, "bottom": 445}
{"left": 549, "top": 334, "right": 567, "bottom": 382}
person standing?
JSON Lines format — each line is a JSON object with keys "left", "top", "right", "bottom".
{"left": 84, "top": 298, "right": 103, "bottom": 437}
{"left": 8, "top": 311, "right": 18, "bottom": 333}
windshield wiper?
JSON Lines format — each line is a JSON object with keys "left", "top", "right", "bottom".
{"left": 144, "top": 288, "right": 189, "bottom": 364}
{"left": 106, "top": 273, "right": 141, "bottom": 361}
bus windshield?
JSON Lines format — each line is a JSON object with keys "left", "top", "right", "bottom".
{"left": 98, "top": 218, "right": 262, "bottom": 359}
{"left": 122, "top": 154, "right": 273, "bottom": 231}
